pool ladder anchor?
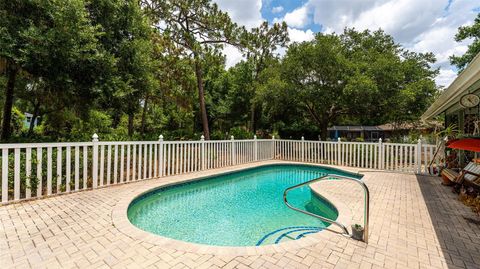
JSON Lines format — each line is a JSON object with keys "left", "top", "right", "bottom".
{"left": 283, "top": 174, "right": 370, "bottom": 243}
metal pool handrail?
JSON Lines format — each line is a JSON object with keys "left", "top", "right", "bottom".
{"left": 283, "top": 174, "right": 370, "bottom": 243}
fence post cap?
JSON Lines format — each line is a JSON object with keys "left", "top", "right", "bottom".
{"left": 301, "top": 136, "right": 304, "bottom": 140}
{"left": 230, "top": 135, "right": 234, "bottom": 140}
{"left": 159, "top": 135, "right": 164, "bottom": 141}
{"left": 254, "top": 135, "right": 257, "bottom": 139}
{"left": 200, "top": 135, "right": 205, "bottom": 141}
{"left": 337, "top": 137, "right": 341, "bottom": 142}
{"left": 417, "top": 138, "right": 422, "bottom": 143}
{"left": 272, "top": 135, "right": 275, "bottom": 140}
{"left": 92, "top": 133, "right": 99, "bottom": 142}
{"left": 379, "top": 138, "right": 382, "bottom": 143}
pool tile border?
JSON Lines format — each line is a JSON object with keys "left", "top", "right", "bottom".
{"left": 112, "top": 161, "right": 361, "bottom": 255}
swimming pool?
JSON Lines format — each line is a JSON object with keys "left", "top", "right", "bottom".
{"left": 127, "top": 164, "right": 361, "bottom": 246}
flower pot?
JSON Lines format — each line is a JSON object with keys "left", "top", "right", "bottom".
{"left": 351, "top": 225, "right": 364, "bottom": 241}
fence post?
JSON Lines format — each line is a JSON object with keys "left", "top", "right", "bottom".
{"left": 337, "top": 137, "right": 341, "bottom": 165}
{"left": 92, "top": 133, "right": 99, "bottom": 189}
{"left": 159, "top": 135, "right": 164, "bottom": 177}
{"left": 201, "top": 135, "right": 205, "bottom": 170}
{"left": 272, "top": 136, "right": 275, "bottom": 160}
{"left": 416, "top": 138, "right": 422, "bottom": 174}
{"left": 301, "top": 136, "right": 305, "bottom": 162}
{"left": 378, "top": 138, "right": 383, "bottom": 170}
{"left": 254, "top": 135, "right": 258, "bottom": 161}
{"left": 231, "top": 135, "right": 236, "bottom": 165}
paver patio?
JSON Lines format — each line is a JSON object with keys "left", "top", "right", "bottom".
{"left": 1, "top": 161, "right": 479, "bottom": 269}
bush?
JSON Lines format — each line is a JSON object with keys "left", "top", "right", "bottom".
{"left": 11, "top": 107, "right": 25, "bottom": 134}
{"left": 210, "top": 130, "right": 229, "bottom": 140}
{"left": 229, "top": 127, "right": 253, "bottom": 139}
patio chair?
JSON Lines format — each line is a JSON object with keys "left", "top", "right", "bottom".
{"left": 441, "top": 162, "right": 480, "bottom": 187}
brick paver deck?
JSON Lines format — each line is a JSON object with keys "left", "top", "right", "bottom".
{"left": 1, "top": 161, "right": 479, "bottom": 268}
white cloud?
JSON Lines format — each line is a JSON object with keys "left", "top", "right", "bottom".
{"left": 213, "top": 0, "right": 263, "bottom": 29}
{"left": 223, "top": 45, "right": 244, "bottom": 69}
{"left": 272, "top": 6, "right": 284, "bottom": 14}
{"left": 303, "top": 0, "right": 480, "bottom": 86}
{"left": 288, "top": 28, "right": 315, "bottom": 43}
{"left": 411, "top": 26, "right": 470, "bottom": 68}
{"left": 213, "top": 0, "right": 263, "bottom": 68}
{"left": 436, "top": 68, "right": 457, "bottom": 87}
{"left": 223, "top": 28, "right": 316, "bottom": 69}
{"left": 307, "top": 0, "right": 444, "bottom": 42}
{"left": 279, "top": 6, "right": 310, "bottom": 29}
{"left": 215, "top": 0, "right": 479, "bottom": 86}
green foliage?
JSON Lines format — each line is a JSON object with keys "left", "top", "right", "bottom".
{"left": 0, "top": 2, "right": 439, "bottom": 143}
{"left": 11, "top": 107, "right": 25, "bottom": 133}
{"left": 142, "top": 0, "right": 248, "bottom": 139}
{"left": 0, "top": 0, "right": 116, "bottom": 140}
{"left": 257, "top": 29, "right": 438, "bottom": 139}
{"left": 0, "top": 0, "right": 112, "bottom": 97}
{"left": 228, "top": 127, "right": 252, "bottom": 140}
{"left": 354, "top": 137, "right": 365, "bottom": 142}
{"left": 450, "top": 13, "right": 480, "bottom": 71}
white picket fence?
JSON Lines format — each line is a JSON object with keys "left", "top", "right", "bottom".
{"left": 274, "top": 138, "right": 438, "bottom": 174}
{"left": 0, "top": 135, "right": 437, "bottom": 204}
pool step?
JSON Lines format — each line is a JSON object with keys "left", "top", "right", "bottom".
{"left": 256, "top": 226, "right": 322, "bottom": 246}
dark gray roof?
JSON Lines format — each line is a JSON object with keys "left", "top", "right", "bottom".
{"left": 327, "top": 126, "right": 383, "bottom": 131}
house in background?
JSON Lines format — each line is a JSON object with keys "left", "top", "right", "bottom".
{"left": 328, "top": 126, "right": 384, "bottom": 141}
{"left": 421, "top": 52, "right": 480, "bottom": 136}
{"left": 23, "top": 112, "right": 40, "bottom": 129}
{"left": 327, "top": 123, "right": 439, "bottom": 142}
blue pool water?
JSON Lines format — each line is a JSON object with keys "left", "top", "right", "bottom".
{"left": 127, "top": 164, "right": 361, "bottom": 246}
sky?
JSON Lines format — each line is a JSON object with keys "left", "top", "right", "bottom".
{"left": 213, "top": 0, "right": 480, "bottom": 88}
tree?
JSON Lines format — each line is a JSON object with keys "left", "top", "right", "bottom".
{"left": 450, "top": 13, "right": 480, "bottom": 71}
{"left": 0, "top": 0, "right": 111, "bottom": 141}
{"left": 241, "top": 21, "right": 289, "bottom": 132}
{"left": 340, "top": 29, "right": 438, "bottom": 127}
{"left": 262, "top": 29, "right": 438, "bottom": 139}
{"left": 141, "top": 0, "right": 246, "bottom": 139}
{"left": 280, "top": 33, "right": 348, "bottom": 139}
{"left": 86, "top": 0, "right": 158, "bottom": 138}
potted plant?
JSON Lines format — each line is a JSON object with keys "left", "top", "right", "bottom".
{"left": 351, "top": 224, "right": 364, "bottom": 241}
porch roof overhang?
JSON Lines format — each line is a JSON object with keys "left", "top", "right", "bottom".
{"left": 421, "top": 52, "right": 480, "bottom": 121}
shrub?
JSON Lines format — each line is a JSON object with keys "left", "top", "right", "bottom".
{"left": 229, "top": 127, "right": 252, "bottom": 139}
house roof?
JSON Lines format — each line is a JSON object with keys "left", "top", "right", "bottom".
{"left": 328, "top": 122, "right": 439, "bottom": 132}
{"left": 421, "top": 52, "right": 480, "bottom": 121}
{"left": 327, "top": 126, "right": 382, "bottom": 131}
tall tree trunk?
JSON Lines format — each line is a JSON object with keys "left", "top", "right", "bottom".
{"left": 320, "top": 122, "right": 329, "bottom": 141}
{"left": 111, "top": 111, "right": 121, "bottom": 129}
{"left": 193, "top": 54, "right": 210, "bottom": 140}
{"left": 128, "top": 113, "right": 134, "bottom": 137}
{"left": 140, "top": 95, "right": 149, "bottom": 138}
{"left": 28, "top": 102, "right": 40, "bottom": 136}
{"left": 1, "top": 61, "right": 18, "bottom": 141}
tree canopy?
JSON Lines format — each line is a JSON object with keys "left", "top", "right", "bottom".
{"left": 0, "top": 0, "right": 441, "bottom": 142}
{"left": 256, "top": 29, "right": 438, "bottom": 139}
{"left": 450, "top": 13, "right": 480, "bottom": 71}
